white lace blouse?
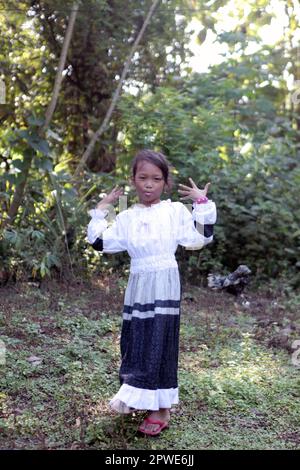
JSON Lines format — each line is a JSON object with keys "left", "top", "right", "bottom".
{"left": 87, "top": 199, "right": 217, "bottom": 274}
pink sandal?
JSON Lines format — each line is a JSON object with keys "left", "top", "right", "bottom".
{"left": 138, "top": 417, "right": 169, "bottom": 436}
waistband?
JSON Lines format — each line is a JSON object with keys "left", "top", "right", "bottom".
{"left": 130, "top": 253, "right": 178, "bottom": 274}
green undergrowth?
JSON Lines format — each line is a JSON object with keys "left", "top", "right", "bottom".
{"left": 0, "top": 279, "right": 299, "bottom": 450}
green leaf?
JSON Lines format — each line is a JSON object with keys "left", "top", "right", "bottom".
{"left": 26, "top": 115, "right": 45, "bottom": 127}
{"left": 15, "top": 129, "right": 51, "bottom": 156}
{"left": 196, "top": 29, "right": 207, "bottom": 45}
{"left": 11, "top": 159, "right": 26, "bottom": 170}
{"left": 31, "top": 230, "right": 45, "bottom": 241}
{"left": 27, "top": 135, "right": 51, "bottom": 156}
{"left": 33, "top": 156, "right": 53, "bottom": 171}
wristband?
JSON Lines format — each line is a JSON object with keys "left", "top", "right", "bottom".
{"left": 195, "top": 196, "right": 208, "bottom": 204}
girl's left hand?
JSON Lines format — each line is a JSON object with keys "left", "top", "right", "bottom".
{"left": 178, "top": 178, "right": 211, "bottom": 202}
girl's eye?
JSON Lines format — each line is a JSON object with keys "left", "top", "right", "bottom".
{"left": 138, "top": 176, "right": 162, "bottom": 181}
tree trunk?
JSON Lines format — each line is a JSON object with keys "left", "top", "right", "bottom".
{"left": 73, "top": 0, "right": 161, "bottom": 179}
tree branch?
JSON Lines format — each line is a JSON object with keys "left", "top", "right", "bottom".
{"left": 43, "top": 3, "right": 79, "bottom": 131}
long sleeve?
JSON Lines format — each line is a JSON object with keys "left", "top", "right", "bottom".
{"left": 87, "top": 208, "right": 127, "bottom": 253}
{"left": 176, "top": 200, "right": 217, "bottom": 250}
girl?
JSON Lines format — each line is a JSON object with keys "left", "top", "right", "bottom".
{"left": 87, "top": 149, "right": 217, "bottom": 436}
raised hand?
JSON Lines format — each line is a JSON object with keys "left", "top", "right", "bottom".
{"left": 178, "top": 178, "right": 211, "bottom": 202}
{"left": 96, "top": 185, "right": 124, "bottom": 209}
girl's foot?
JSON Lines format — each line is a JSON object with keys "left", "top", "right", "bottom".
{"left": 139, "top": 409, "right": 170, "bottom": 435}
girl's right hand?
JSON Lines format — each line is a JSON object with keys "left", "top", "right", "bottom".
{"left": 96, "top": 185, "right": 123, "bottom": 209}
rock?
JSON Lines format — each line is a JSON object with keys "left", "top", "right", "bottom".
{"left": 27, "top": 355, "right": 43, "bottom": 365}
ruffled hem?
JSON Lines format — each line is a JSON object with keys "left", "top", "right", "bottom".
{"left": 109, "top": 384, "right": 179, "bottom": 414}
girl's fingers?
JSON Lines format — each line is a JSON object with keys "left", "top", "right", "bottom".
{"left": 178, "top": 190, "right": 191, "bottom": 195}
{"left": 203, "top": 182, "right": 211, "bottom": 195}
{"left": 189, "top": 177, "right": 197, "bottom": 188}
{"left": 179, "top": 181, "right": 197, "bottom": 190}
{"left": 179, "top": 181, "right": 211, "bottom": 191}
{"left": 113, "top": 186, "right": 123, "bottom": 194}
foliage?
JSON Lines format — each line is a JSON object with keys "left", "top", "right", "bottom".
{"left": 0, "top": 0, "right": 194, "bottom": 170}
{"left": 0, "top": 0, "right": 300, "bottom": 285}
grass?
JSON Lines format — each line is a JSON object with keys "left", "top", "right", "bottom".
{"left": 0, "top": 275, "right": 299, "bottom": 450}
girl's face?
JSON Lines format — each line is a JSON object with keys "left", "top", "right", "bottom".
{"left": 132, "top": 161, "right": 166, "bottom": 206}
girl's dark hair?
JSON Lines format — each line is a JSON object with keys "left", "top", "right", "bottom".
{"left": 132, "top": 149, "right": 174, "bottom": 193}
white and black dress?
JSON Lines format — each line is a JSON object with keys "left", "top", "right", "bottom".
{"left": 87, "top": 198, "right": 217, "bottom": 413}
